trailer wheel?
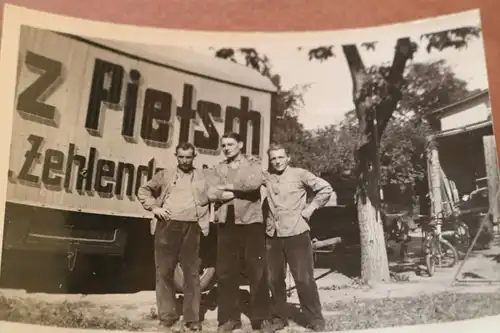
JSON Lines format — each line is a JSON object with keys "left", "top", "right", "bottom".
{"left": 173, "top": 264, "right": 216, "bottom": 293}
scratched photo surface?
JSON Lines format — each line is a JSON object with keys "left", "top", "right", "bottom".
{"left": 1, "top": 10, "right": 500, "bottom": 332}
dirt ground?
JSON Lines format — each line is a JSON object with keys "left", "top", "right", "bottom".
{"left": 2, "top": 229, "right": 500, "bottom": 332}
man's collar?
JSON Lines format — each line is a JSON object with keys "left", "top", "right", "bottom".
{"left": 176, "top": 166, "right": 196, "bottom": 175}
{"left": 224, "top": 153, "right": 244, "bottom": 164}
{"left": 269, "top": 166, "right": 289, "bottom": 175}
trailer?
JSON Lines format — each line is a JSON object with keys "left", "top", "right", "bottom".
{"left": 1, "top": 26, "right": 275, "bottom": 293}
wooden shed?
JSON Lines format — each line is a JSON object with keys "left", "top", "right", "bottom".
{"left": 425, "top": 89, "right": 500, "bottom": 224}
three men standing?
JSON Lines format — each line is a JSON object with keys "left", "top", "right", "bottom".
{"left": 262, "top": 142, "right": 333, "bottom": 332}
{"left": 138, "top": 137, "right": 332, "bottom": 332}
{"left": 137, "top": 142, "right": 209, "bottom": 331}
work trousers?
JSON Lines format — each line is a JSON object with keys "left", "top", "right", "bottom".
{"left": 216, "top": 219, "right": 270, "bottom": 325}
{"left": 154, "top": 220, "right": 201, "bottom": 324}
{"left": 265, "top": 231, "right": 324, "bottom": 326}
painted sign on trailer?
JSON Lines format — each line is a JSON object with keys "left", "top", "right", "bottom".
{"left": 8, "top": 26, "right": 273, "bottom": 218}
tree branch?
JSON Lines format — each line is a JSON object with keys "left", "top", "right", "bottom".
{"left": 376, "top": 38, "right": 416, "bottom": 138}
{"left": 343, "top": 45, "right": 366, "bottom": 89}
{"left": 308, "top": 46, "right": 335, "bottom": 61}
{"left": 343, "top": 45, "right": 369, "bottom": 134}
{"left": 342, "top": 44, "right": 374, "bottom": 199}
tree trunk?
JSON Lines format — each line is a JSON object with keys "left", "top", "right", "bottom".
{"left": 342, "top": 39, "right": 414, "bottom": 284}
{"left": 356, "top": 136, "right": 390, "bottom": 283}
{"left": 357, "top": 191, "right": 390, "bottom": 282}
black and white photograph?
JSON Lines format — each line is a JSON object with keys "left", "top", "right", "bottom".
{"left": 0, "top": 5, "right": 499, "bottom": 333}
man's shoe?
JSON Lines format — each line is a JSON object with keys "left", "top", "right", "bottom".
{"left": 159, "top": 318, "right": 180, "bottom": 328}
{"left": 307, "top": 322, "right": 326, "bottom": 332}
{"left": 250, "top": 320, "right": 263, "bottom": 330}
{"left": 217, "top": 320, "right": 242, "bottom": 333}
{"left": 251, "top": 320, "right": 273, "bottom": 333}
{"left": 185, "top": 322, "right": 202, "bottom": 331}
{"left": 252, "top": 319, "right": 287, "bottom": 333}
{"left": 270, "top": 318, "right": 288, "bottom": 331}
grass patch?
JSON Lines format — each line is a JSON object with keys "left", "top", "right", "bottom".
{"left": 321, "top": 292, "right": 500, "bottom": 331}
{"left": 143, "top": 307, "right": 158, "bottom": 321}
{"left": 0, "top": 294, "right": 144, "bottom": 331}
{"left": 1, "top": 291, "right": 500, "bottom": 332}
{"left": 318, "top": 277, "right": 370, "bottom": 291}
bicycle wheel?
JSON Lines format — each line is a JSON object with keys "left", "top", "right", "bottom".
{"left": 424, "top": 237, "right": 458, "bottom": 276}
{"left": 437, "top": 238, "right": 459, "bottom": 268}
{"left": 425, "top": 253, "right": 436, "bottom": 276}
{"left": 423, "top": 233, "right": 436, "bottom": 276}
{"left": 425, "top": 238, "right": 458, "bottom": 276}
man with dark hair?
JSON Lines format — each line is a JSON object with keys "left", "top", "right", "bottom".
{"left": 207, "top": 132, "right": 273, "bottom": 333}
{"left": 262, "top": 142, "right": 333, "bottom": 332}
{"left": 137, "top": 142, "right": 209, "bottom": 331}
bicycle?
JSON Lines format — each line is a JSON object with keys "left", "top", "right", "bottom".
{"left": 441, "top": 210, "right": 471, "bottom": 256}
{"left": 419, "top": 211, "right": 459, "bottom": 276}
{"left": 419, "top": 207, "right": 471, "bottom": 256}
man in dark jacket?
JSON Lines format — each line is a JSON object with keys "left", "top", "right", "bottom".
{"left": 207, "top": 132, "right": 273, "bottom": 333}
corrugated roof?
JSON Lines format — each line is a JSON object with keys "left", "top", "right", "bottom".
{"left": 427, "top": 89, "right": 489, "bottom": 119}
{"left": 64, "top": 34, "right": 277, "bottom": 94}
{"left": 433, "top": 119, "right": 492, "bottom": 139}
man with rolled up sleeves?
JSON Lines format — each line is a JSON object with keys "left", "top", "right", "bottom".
{"left": 262, "top": 142, "right": 333, "bottom": 332}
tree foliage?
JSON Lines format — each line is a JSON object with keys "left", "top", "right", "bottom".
{"left": 305, "top": 27, "right": 480, "bottom": 140}
{"left": 306, "top": 27, "right": 481, "bottom": 62}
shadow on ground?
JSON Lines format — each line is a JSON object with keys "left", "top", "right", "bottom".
{"left": 484, "top": 254, "right": 500, "bottom": 263}
{"left": 312, "top": 241, "right": 430, "bottom": 279}
{"left": 155, "top": 287, "right": 310, "bottom": 329}
{"left": 311, "top": 235, "right": 481, "bottom": 280}
{"left": 482, "top": 237, "right": 500, "bottom": 263}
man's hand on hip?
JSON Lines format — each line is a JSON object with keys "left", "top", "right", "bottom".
{"left": 152, "top": 207, "right": 171, "bottom": 221}
{"left": 301, "top": 206, "right": 315, "bottom": 221}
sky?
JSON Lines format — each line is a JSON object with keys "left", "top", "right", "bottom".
{"left": 188, "top": 32, "right": 490, "bottom": 130}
